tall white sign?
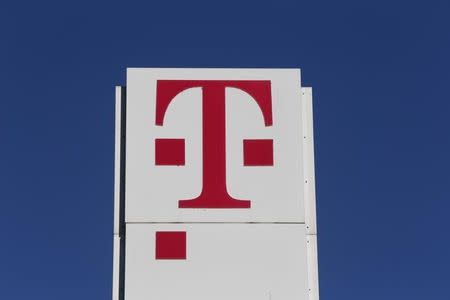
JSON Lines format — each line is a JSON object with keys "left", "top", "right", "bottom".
{"left": 113, "top": 68, "right": 319, "bottom": 300}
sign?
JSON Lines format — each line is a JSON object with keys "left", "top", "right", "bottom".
{"left": 112, "top": 68, "right": 319, "bottom": 300}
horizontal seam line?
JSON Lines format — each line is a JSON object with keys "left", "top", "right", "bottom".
{"left": 124, "top": 222, "right": 306, "bottom": 224}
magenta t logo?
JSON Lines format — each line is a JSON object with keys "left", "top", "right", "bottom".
{"left": 155, "top": 80, "right": 273, "bottom": 208}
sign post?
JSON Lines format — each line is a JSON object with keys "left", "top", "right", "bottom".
{"left": 113, "top": 68, "right": 319, "bottom": 300}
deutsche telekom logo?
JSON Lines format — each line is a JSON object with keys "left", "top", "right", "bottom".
{"left": 154, "top": 80, "right": 274, "bottom": 209}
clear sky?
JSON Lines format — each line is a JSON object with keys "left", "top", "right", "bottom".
{"left": 1, "top": 0, "right": 449, "bottom": 299}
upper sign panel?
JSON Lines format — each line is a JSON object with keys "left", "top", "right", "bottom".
{"left": 126, "top": 68, "right": 305, "bottom": 222}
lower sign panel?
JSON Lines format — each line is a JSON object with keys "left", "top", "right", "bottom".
{"left": 125, "top": 223, "right": 308, "bottom": 300}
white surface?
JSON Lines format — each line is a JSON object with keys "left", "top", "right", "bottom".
{"left": 306, "top": 234, "right": 320, "bottom": 300}
{"left": 301, "top": 87, "right": 320, "bottom": 299}
{"left": 125, "top": 68, "right": 305, "bottom": 223}
{"left": 114, "top": 86, "right": 122, "bottom": 235}
{"left": 112, "top": 235, "right": 120, "bottom": 300}
{"left": 125, "top": 223, "right": 309, "bottom": 300}
{"left": 301, "top": 87, "right": 317, "bottom": 235}
{"left": 116, "top": 68, "right": 319, "bottom": 300}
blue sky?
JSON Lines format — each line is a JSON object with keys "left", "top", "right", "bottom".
{"left": 1, "top": 0, "right": 449, "bottom": 299}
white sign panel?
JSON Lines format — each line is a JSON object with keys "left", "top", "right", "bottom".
{"left": 126, "top": 68, "right": 305, "bottom": 223}
{"left": 125, "top": 223, "right": 308, "bottom": 300}
{"left": 113, "top": 68, "right": 319, "bottom": 300}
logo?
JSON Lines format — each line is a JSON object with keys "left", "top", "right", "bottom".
{"left": 155, "top": 80, "right": 274, "bottom": 208}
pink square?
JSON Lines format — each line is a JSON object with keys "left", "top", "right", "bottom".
{"left": 155, "top": 139, "right": 185, "bottom": 166}
{"left": 243, "top": 139, "right": 273, "bottom": 166}
{"left": 155, "top": 231, "right": 187, "bottom": 260}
